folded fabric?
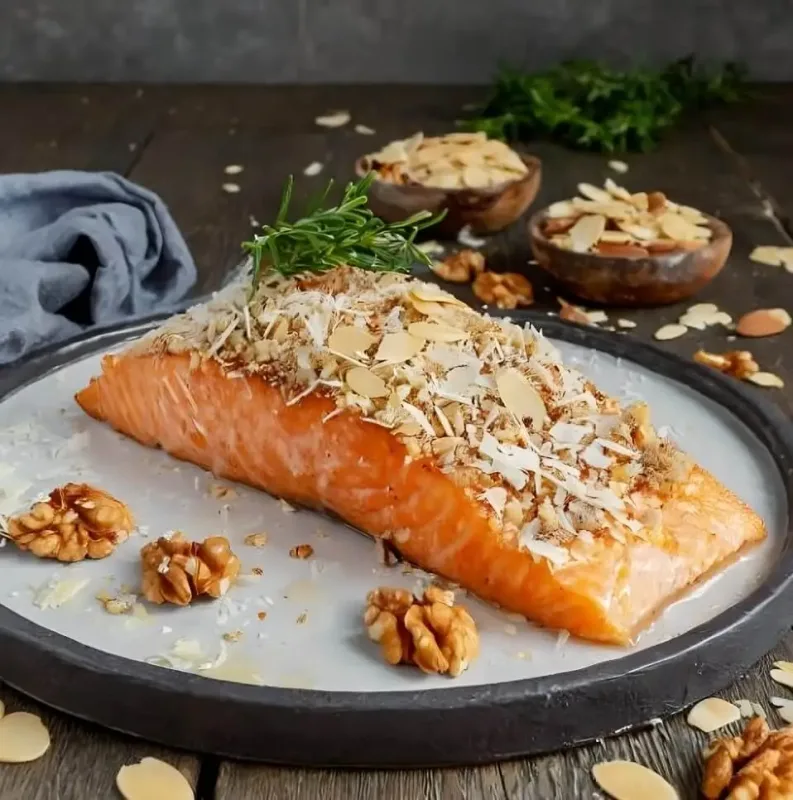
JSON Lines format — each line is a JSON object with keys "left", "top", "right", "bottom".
{"left": 0, "top": 170, "right": 197, "bottom": 365}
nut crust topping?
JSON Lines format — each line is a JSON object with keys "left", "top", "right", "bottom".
{"left": 7, "top": 483, "right": 133, "bottom": 562}
{"left": 141, "top": 532, "right": 241, "bottom": 606}
{"left": 364, "top": 585, "right": 479, "bottom": 677}
{"left": 702, "top": 716, "right": 793, "bottom": 799}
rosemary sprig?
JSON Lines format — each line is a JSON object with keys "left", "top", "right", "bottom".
{"left": 461, "top": 57, "right": 745, "bottom": 153}
{"left": 243, "top": 172, "right": 444, "bottom": 285}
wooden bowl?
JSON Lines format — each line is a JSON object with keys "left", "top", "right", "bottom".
{"left": 527, "top": 209, "right": 733, "bottom": 307}
{"left": 355, "top": 154, "right": 542, "bottom": 237}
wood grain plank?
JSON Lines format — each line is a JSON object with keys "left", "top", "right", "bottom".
{"left": 216, "top": 761, "right": 506, "bottom": 800}
{"left": 0, "top": 682, "right": 201, "bottom": 800}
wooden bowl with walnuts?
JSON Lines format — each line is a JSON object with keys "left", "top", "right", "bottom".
{"left": 528, "top": 181, "right": 732, "bottom": 307}
{"left": 355, "top": 131, "right": 542, "bottom": 237}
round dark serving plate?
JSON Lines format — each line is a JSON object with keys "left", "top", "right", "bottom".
{"left": 0, "top": 311, "right": 792, "bottom": 769}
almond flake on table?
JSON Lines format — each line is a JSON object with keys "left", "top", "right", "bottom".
{"left": 591, "top": 760, "right": 679, "bottom": 800}
{"left": 224, "top": 164, "right": 244, "bottom": 175}
{"left": 678, "top": 303, "right": 732, "bottom": 330}
{"left": 770, "top": 668, "right": 793, "bottom": 689}
{"left": 116, "top": 757, "right": 194, "bottom": 800}
{"left": 654, "top": 323, "right": 688, "bottom": 341}
{"left": 686, "top": 697, "right": 742, "bottom": 732}
{"left": 314, "top": 110, "right": 351, "bottom": 128}
{"left": 770, "top": 696, "right": 793, "bottom": 724}
{"left": 736, "top": 308, "right": 791, "bottom": 337}
{"left": 303, "top": 161, "right": 324, "bottom": 177}
{"left": 457, "top": 225, "right": 487, "bottom": 249}
{"left": 0, "top": 712, "right": 51, "bottom": 764}
{"left": 747, "top": 371, "right": 785, "bottom": 388}
{"left": 354, "top": 124, "right": 375, "bottom": 135}
{"left": 749, "top": 245, "right": 793, "bottom": 271}
{"left": 608, "top": 159, "right": 629, "bottom": 173}
{"left": 221, "top": 183, "right": 241, "bottom": 194}
{"left": 617, "top": 318, "right": 637, "bottom": 329}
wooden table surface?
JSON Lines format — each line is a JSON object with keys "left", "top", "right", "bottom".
{"left": 0, "top": 84, "right": 792, "bottom": 800}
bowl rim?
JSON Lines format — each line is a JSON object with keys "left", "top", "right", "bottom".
{"left": 527, "top": 205, "right": 733, "bottom": 264}
{"left": 354, "top": 151, "right": 542, "bottom": 198}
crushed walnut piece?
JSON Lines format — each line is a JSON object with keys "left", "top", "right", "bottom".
{"left": 694, "top": 349, "right": 760, "bottom": 380}
{"left": 140, "top": 532, "right": 240, "bottom": 606}
{"left": 472, "top": 271, "right": 534, "bottom": 309}
{"left": 431, "top": 249, "right": 486, "bottom": 284}
{"left": 701, "top": 716, "right": 793, "bottom": 799}
{"left": 289, "top": 543, "right": 314, "bottom": 559}
{"left": 7, "top": 483, "right": 133, "bottom": 562}
{"left": 244, "top": 532, "right": 269, "bottom": 548}
{"left": 364, "top": 584, "right": 479, "bottom": 677}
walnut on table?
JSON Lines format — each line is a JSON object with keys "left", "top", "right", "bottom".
{"left": 7, "top": 483, "right": 133, "bottom": 562}
{"left": 364, "top": 584, "right": 479, "bottom": 678}
{"left": 141, "top": 532, "right": 241, "bottom": 606}
{"left": 694, "top": 349, "right": 760, "bottom": 380}
{"left": 702, "top": 716, "right": 793, "bottom": 799}
{"left": 472, "top": 271, "right": 534, "bottom": 309}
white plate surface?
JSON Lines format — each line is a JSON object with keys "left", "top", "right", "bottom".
{"left": 0, "top": 337, "right": 786, "bottom": 692}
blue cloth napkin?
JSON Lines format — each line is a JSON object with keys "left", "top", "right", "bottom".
{"left": 0, "top": 170, "right": 197, "bottom": 365}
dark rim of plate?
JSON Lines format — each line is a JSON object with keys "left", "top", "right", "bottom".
{"left": 0, "top": 307, "right": 791, "bottom": 768}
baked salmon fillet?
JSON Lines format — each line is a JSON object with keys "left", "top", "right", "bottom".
{"left": 75, "top": 267, "right": 766, "bottom": 645}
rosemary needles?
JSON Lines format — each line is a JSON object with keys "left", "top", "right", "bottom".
{"left": 243, "top": 172, "right": 444, "bottom": 285}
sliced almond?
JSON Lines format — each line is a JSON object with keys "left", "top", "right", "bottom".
{"left": 591, "top": 760, "right": 678, "bottom": 800}
{"left": 736, "top": 308, "right": 791, "bottom": 337}
{"left": 495, "top": 368, "right": 548, "bottom": 426}
{"left": 608, "top": 160, "right": 629, "bottom": 173}
{"left": 679, "top": 304, "right": 732, "bottom": 330}
{"left": 774, "top": 661, "right": 793, "bottom": 673}
{"left": 345, "top": 367, "right": 389, "bottom": 398}
{"left": 654, "top": 323, "right": 688, "bottom": 341}
{"left": 617, "top": 318, "right": 637, "bottom": 329}
{"left": 303, "top": 161, "right": 324, "bottom": 177}
{"left": 616, "top": 221, "right": 657, "bottom": 241}
{"left": 677, "top": 205, "right": 709, "bottom": 224}
{"left": 116, "top": 757, "right": 194, "bottom": 800}
{"left": 409, "top": 298, "right": 448, "bottom": 317}
{"left": 375, "top": 331, "right": 425, "bottom": 362}
{"left": 328, "top": 325, "right": 377, "bottom": 358}
{"left": 354, "top": 124, "right": 375, "bottom": 135}
{"left": 749, "top": 246, "right": 786, "bottom": 267}
{"left": 569, "top": 214, "right": 606, "bottom": 253}
{"left": 747, "top": 372, "right": 785, "bottom": 388}
{"left": 577, "top": 182, "right": 613, "bottom": 204}
{"left": 659, "top": 213, "right": 703, "bottom": 242}
{"left": 604, "top": 178, "right": 632, "bottom": 202}
{"left": 409, "top": 286, "right": 465, "bottom": 306}
{"left": 407, "top": 321, "right": 468, "bottom": 343}
{"left": 771, "top": 668, "right": 793, "bottom": 688}
{"left": 686, "top": 697, "right": 741, "bottom": 732}
{"left": 0, "top": 712, "right": 51, "bottom": 763}
{"left": 371, "top": 141, "right": 409, "bottom": 164}
{"left": 546, "top": 200, "right": 577, "bottom": 218}
{"left": 770, "top": 696, "right": 793, "bottom": 724}
{"left": 596, "top": 242, "right": 649, "bottom": 258}
{"left": 462, "top": 165, "right": 491, "bottom": 188}
{"left": 314, "top": 110, "right": 351, "bottom": 128}
{"left": 599, "top": 230, "right": 634, "bottom": 244}
{"left": 630, "top": 192, "right": 649, "bottom": 211}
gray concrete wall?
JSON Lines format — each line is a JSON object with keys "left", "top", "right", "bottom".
{"left": 1, "top": 1, "right": 792, "bottom": 83}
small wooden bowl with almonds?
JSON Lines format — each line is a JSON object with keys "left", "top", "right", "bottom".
{"left": 528, "top": 180, "right": 732, "bottom": 306}
{"left": 355, "top": 131, "right": 542, "bottom": 237}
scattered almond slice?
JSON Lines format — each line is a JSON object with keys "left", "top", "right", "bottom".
{"left": 315, "top": 110, "right": 351, "bottom": 128}
{"left": 604, "top": 178, "right": 633, "bottom": 202}
{"left": 770, "top": 668, "right": 793, "bottom": 689}
{"left": 409, "top": 286, "right": 464, "bottom": 306}
{"left": 608, "top": 160, "right": 629, "bottom": 174}
{"left": 569, "top": 214, "right": 606, "bottom": 253}
{"left": 328, "top": 325, "right": 377, "bottom": 359}
{"left": 303, "top": 161, "right": 324, "bottom": 177}
{"left": 617, "top": 319, "right": 637, "bottom": 329}
{"left": 577, "top": 182, "right": 614, "bottom": 204}
{"left": 748, "top": 372, "right": 785, "bottom": 388}
{"left": 770, "top": 697, "right": 793, "bottom": 724}
{"left": 221, "top": 183, "right": 241, "bottom": 194}
{"left": 495, "top": 368, "right": 548, "bottom": 426}
{"left": 679, "top": 304, "right": 732, "bottom": 330}
{"left": 591, "top": 760, "right": 678, "bottom": 800}
{"left": 736, "top": 308, "right": 791, "bottom": 337}
{"left": 0, "top": 712, "right": 51, "bottom": 763}
{"left": 616, "top": 221, "right": 656, "bottom": 241}
{"left": 354, "top": 124, "right": 375, "bottom": 135}
{"left": 686, "top": 697, "right": 742, "bottom": 732}
{"left": 774, "top": 661, "right": 793, "bottom": 673}
{"left": 749, "top": 245, "right": 787, "bottom": 267}
{"left": 735, "top": 698, "right": 755, "bottom": 717}
{"left": 654, "top": 324, "right": 688, "bottom": 341}
{"left": 116, "top": 757, "right": 194, "bottom": 800}
{"left": 223, "top": 164, "right": 243, "bottom": 175}
{"left": 457, "top": 225, "right": 487, "bottom": 249}
{"left": 407, "top": 321, "right": 468, "bottom": 343}
{"left": 34, "top": 577, "right": 90, "bottom": 609}
{"left": 546, "top": 200, "right": 577, "bottom": 218}
{"left": 345, "top": 367, "right": 389, "bottom": 399}
{"left": 375, "top": 331, "right": 425, "bottom": 362}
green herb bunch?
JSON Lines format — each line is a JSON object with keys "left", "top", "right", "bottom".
{"left": 243, "top": 172, "right": 443, "bottom": 286}
{"left": 462, "top": 57, "right": 745, "bottom": 153}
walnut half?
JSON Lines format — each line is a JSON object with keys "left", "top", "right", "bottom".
{"left": 8, "top": 483, "right": 133, "bottom": 562}
{"left": 472, "top": 271, "right": 534, "bottom": 310}
{"left": 702, "top": 717, "right": 793, "bottom": 799}
{"left": 364, "top": 585, "right": 479, "bottom": 678}
{"left": 141, "top": 532, "right": 241, "bottom": 606}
